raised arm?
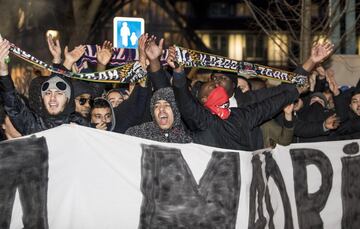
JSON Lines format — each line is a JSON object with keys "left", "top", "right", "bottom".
{"left": 145, "top": 35, "right": 171, "bottom": 90}
{"left": 0, "top": 39, "right": 37, "bottom": 135}
{"left": 241, "top": 85, "right": 299, "bottom": 129}
{"left": 172, "top": 70, "right": 219, "bottom": 131}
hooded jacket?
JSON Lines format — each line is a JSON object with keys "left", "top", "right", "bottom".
{"left": 172, "top": 71, "right": 299, "bottom": 151}
{"left": 126, "top": 87, "right": 192, "bottom": 143}
{"left": 90, "top": 97, "right": 116, "bottom": 132}
{"left": 0, "top": 74, "right": 88, "bottom": 135}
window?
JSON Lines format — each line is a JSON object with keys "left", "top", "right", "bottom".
{"left": 235, "top": 3, "right": 251, "bottom": 17}
{"left": 208, "top": 2, "right": 233, "bottom": 18}
{"left": 228, "top": 34, "right": 245, "bottom": 60}
{"left": 245, "top": 35, "right": 265, "bottom": 61}
{"left": 210, "top": 34, "right": 229, "bottom": 56}
{"left": 267, "top": 33, "right": 288, "bottom": 66}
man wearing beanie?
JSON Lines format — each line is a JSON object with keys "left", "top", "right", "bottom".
{"left": 0, "top": 69, "right": 88, "bottom": 135}
{"left": 72, "top": 80, "right": 95, "bottom": 119}
{"left": 0, "top": 43, "right": 88, "bottom": 135}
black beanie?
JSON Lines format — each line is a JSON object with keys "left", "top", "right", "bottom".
{"left": 72, "top": 80, "right": 95, "bottom": 98}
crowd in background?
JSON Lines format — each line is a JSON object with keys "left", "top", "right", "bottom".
{"left": 0, "top": 33, "right": 359, "bottom": 151}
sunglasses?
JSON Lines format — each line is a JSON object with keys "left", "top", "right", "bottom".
{"left": 41, "top": 81, "right": 67, "bottom": 92}
{"left": 77, "top": 98, "right": 93, "bottom": 106}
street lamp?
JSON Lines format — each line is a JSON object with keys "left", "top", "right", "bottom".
{"left": 46, "top": 30, "right": 60, "bottom": 40}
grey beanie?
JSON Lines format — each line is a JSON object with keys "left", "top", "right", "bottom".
{"left": 310, "top": 92, "right": 328, "bottom": 107}
{"left": 41, "top": 76, "right": 71, "bottom": 100}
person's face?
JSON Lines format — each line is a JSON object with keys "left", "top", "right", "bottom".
{"left": 91, "top": 107, "right": 112, "bottom": 124}
{"left": 199, "top": 81, "right": 218, "bottom": 104}
{"left": 211, "top": 74, "right": 234, "bottom": 96}
{"left": 293, "top": 98, "right": 304, "bottom": 112}
{"left": 350, "top": 94, "right": 360, "bottom": 116}
{"left": 75, "top": 93, "right": 92, "bottom": 118}
{"left": 107, "top": 91, "right": 124, "bottom": 108}
{"left": 324, "top": 92, "right": 334, "bottom": 109}
{"left": 42, "top": 89, "right": 68, "bottom": 115}
{"left": 154, "top": 100, "right": 174, "bottom": 130}
{"left": 2, "top": 116, "right": 22, "bottom": 140}
{"left": 237, "top": 78, "right": 250, "bottom": 93}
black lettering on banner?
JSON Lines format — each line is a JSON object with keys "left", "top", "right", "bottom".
{"left": 139, "top": 144, "right": 241, "bottom": 229}
{"left": 248, "top": 154, "right": 267, "bottom": 229}
{"left": 290, "top": 148, "right": 333, "bottom": 229}
{"left": 0, "top": 136, "right": 49, "bottom": 229}
{"left": 341, "top": 142, "right": 360, "bottom": 229}
{"left": 343, "top": 142, "right": 359, "bottom": 155}
{"left": 264, "top": 152, "right": 294, "bottom": 229}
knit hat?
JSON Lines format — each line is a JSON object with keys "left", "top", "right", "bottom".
{"left": 310, "top": 92, "right": 328, "bottom": 107}
{"left": 72, "top": 80, "right": 95, "bottom": 98}
{"left": 41, "top": 75, "right": 71, "bottom": 100}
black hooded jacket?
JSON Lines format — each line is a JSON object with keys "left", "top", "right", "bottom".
{"left": 125, "top": 87, "right": 192, "bottom": 143}
{"left": 0, "top": 74, "right": 88, "bottom": 135}
{"left": 172, "top": 71, "right": 299, "bottom": 151}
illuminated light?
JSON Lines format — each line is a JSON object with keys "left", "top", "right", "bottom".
{"left": 268, "top": 33, "right": 288, "bottom": 66}
{"left": 46, "top": 30, "right": 60, "bottom": 40}
{"left": 228, "top": 34, "right": 244, "bottom": 60}
{"left": 18, "top": 8, "right": 25, "bottom": 29}
{"left": 164, "top": 32, "right": 171, "bottom": 40}
{"left": 197, "top": 33, "right": 211, "bottom": 48}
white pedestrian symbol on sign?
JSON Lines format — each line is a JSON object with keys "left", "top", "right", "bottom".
{"left": 114, "top": 17, "right": 145, "bottom": 49}
{"left": 130, "top": 32, "right": 138, "bottom": 46}
{"left": 120, "top": 22, "right": 131, "bottom": 47}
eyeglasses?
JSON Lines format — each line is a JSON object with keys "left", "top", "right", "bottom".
{"left": 41, "top": 81, "right": 67, "bottom": 92}
{"left": 76, "top": 98, "right": 93, "bottom": 106}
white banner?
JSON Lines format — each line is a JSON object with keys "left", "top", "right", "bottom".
{"left": 0, "top": 125, "right": 358, "bottom": 228}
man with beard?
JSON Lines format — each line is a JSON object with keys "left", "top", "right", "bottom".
{"left": 0, "top": 39, "right": 87, "bottom": 135}
{"left": 73, "top": 80, "right": 95, "bottom": 119}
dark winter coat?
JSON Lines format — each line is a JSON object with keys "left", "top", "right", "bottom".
{"left": 172, "top": 71, "right": 299, "bottom": 151}
{"left": 0, "top": 74, "right": 88, "bottom": 135}
{"left": 126, "top": 87, "right": 192, "bottom": 143}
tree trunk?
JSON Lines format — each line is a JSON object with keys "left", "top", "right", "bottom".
{"left": 68, "top": 0, "right": 103, "bottom": 47}
{"left": 300, "top": 0, "right": 312, "bottom": 63}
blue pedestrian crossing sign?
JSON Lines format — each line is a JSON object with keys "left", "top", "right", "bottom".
{"left": 113, "top": 17, "right": 145, "bottom": 49}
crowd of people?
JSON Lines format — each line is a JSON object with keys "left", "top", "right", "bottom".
{"left": 0, "top": 33, "right": 359, "bottom": 151}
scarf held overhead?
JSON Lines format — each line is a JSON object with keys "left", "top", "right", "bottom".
{"left": 7, "top": 39, "right": 306, "bottom": 85}
{"left": 76, "top": 45, "right": 307, "bottom": 86}
{"left": 8, "top": 42, "right": 147, "bottom": 83}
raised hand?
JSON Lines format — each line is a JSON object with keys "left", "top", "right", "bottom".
{"left": 166, "top": 45, "right": 183, "bottom": 73}
{"left": 95, "top": 122, "right": 107, "bottom": 130}
{"left": 0, "top": 39, "right": 10, "bottom": 65}
{"left": 96, "top": 40, "right": 113, "bottom": 66}
{"left": 47, "top": 35, "right": 62, "bottom": 64}
{"left": 138, "top": 33, "right": 150, "bottom": 69}
{"left": 310, "top": 42, "right": 334, "bottom": 64}
{"left": 324, "top": 114, "right": 340, "bottom": 130}
{"left": 63, "top": 45, "right": 86, "bottom": 70}
{"left": 283, "top": 103, "right": 294, "bottom": 121}
{"left": 166, "top": 45, "right": 176, "bottom": 69}
{"left": 145, "top": 35, "right": 164, "bottom": 61}
{"left": 325, "top": 68, "right": 340, "bottom": 96}
{"left": 0, "top": 39, "right": 10, "bottom": 75}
